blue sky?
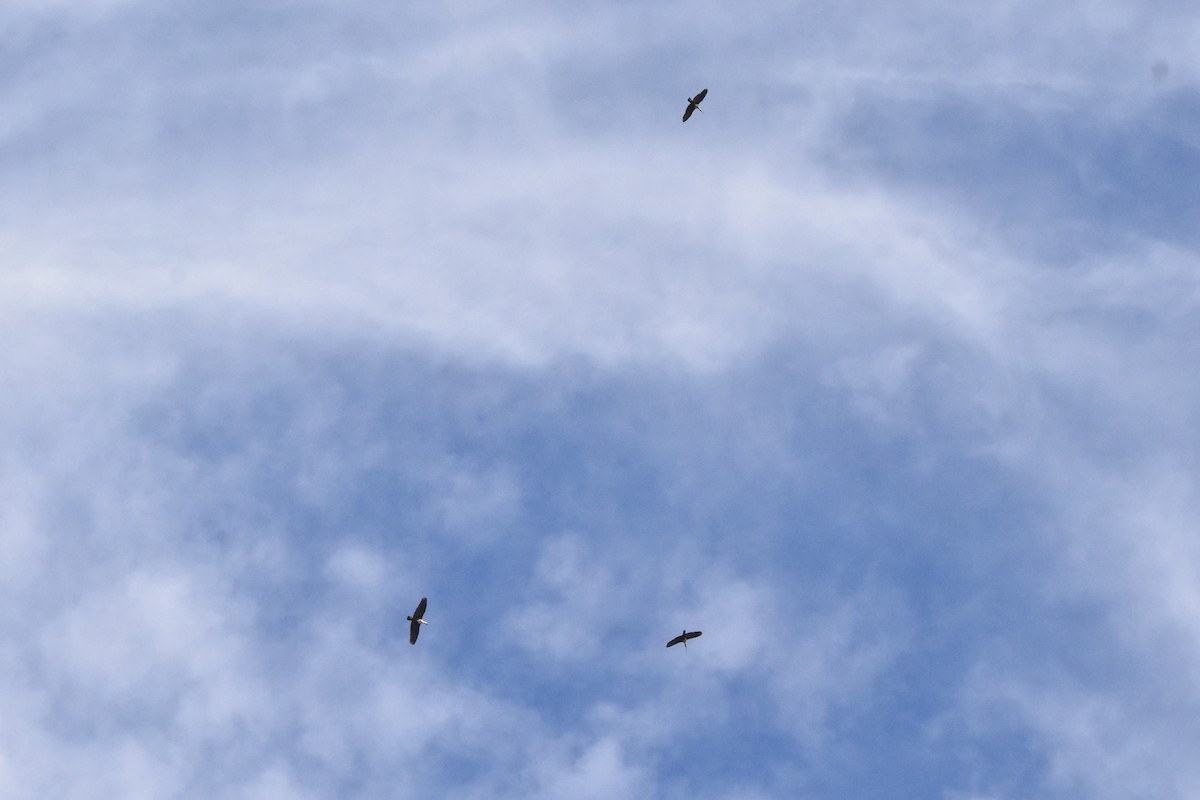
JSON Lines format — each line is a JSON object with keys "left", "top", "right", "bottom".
{"left": 2, "top": 1, "right": 1199, "bottom": 797}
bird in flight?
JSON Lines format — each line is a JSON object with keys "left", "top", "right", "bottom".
{"left": 682, "top": 88, "right": 708, "bottom": 122}
{"left": 407, "top": 597, "right": 429, "bottom": 645}
{"left": 666, "top": 629, "right": 702, "bottom": 648}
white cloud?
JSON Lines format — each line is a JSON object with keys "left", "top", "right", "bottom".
{"left": 953, "top": 662, "right": 1200, "bottom": 800}
{"left": 3, "top": 0, "right": 1200, "bottom": 797}
{"left": 529, "top": 736, "right": 647, "bottom": 800}
{"left": 502, "top": 534, "right": 619, "bottom": 662}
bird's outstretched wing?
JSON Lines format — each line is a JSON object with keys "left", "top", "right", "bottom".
{"left": 413, "top": 597, "right": 427, "bottom": 620}
{"left": 685, "top": 631, "right": 702, "bottom": 641}
{"left": 666, "top": 633, "right": 687, "bottom": 647}
{"left": 682, "top": 105, "right": 696, "bottom": 122}
{"left": 692, "top": 88, "right": 707, "bottom": 104}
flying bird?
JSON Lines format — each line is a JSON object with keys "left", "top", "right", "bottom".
{"left": 682, "top": 88, "right": 708, "bottom": 122}
{"left": 666, "top": 630, "right": 702, "bottom": 648}
{"left": 407, "top": 597, "right": 428, "bottom": 645}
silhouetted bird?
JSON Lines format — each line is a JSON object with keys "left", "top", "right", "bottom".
{"left": 682, "top": 88, "right": 708, "bottom": 122}
{"left": 407, "top": 597, "right": 428, "bottom": 645}
{"left": 666, "top": 630, "right": 702, "bottom": 648}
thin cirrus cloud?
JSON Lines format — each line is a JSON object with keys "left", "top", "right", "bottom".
{"left": 1, "top": 0, "right": 1199, "bottom": 798}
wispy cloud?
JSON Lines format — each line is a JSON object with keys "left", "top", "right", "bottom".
{"left": 3, "top": 0, "right": 1199, "bottom": 797}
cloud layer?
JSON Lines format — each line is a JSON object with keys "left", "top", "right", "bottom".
{"left": 3, "top": 1, "right": 1199, "bottom": 798}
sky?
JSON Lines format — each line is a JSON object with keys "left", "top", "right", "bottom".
{"left": 2, "top": 1, "right": 1199, "bottom": 798}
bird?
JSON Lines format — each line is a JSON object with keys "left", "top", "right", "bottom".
{"left": 666, "top": 630, "right": 702, "bottom": 648}
{"left": 407, "top": 597, "right": 428, "bottom": 645}
{"left": 682, "top": 88, "right": 707, "bottom": 122}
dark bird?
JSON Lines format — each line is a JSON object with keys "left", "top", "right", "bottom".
{"left": 682, "top": 88, "right": 708, "bottom": 122}
{"left": 666, "top": 630, "right": 702, "bottom": 648}
{"left": 407, "top": 597, "right": 428, "bottom": 645}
